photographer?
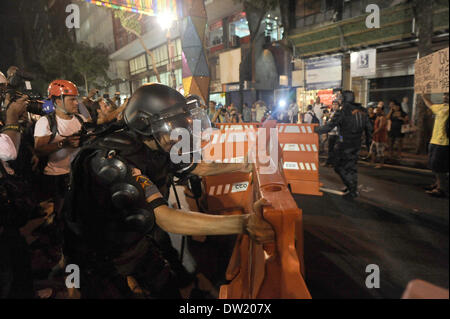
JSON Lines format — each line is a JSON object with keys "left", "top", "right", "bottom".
{"left": 34, "top": 80, "right": 87, "bottom": 221}
{"left": 0, "top": 96, "right": 29, "bottom": 162}
{"left": 0, "top": 94, "right": 35, "bottom": 299}
{"left": 211, "top": 103, "right": 229, "bottom": 123}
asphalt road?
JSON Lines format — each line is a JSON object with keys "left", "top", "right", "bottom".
{"left": 295, "top": 164, "right": 449, "bottom": 299}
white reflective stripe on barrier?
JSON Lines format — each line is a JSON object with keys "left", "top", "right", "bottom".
{"left": 283, "top": 144, "right": 300, "bottom": 151}
{"left": 283, "top": 162, "right": 299, "bottom": 170}
{"left": 284, "top": 126, "right": 301, "bottom": 133}
{"left": 209, "top": 186, "right": 216, "bottom": 196}
{"left": 216, "top": 184, "right": 223, "bottom": 195}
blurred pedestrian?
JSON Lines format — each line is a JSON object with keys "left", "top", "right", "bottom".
{"left": 313, "top": 96, "right": 325, "bottom": 125}
{"left": 304, "top": 105, "right": 319, "bottom": 124}
{"left": 370, "top": 103, "right": 388, "bottom": 168}
{"left": 255, "top": 101, "right": 267, "bottom": 122}
{"left": 229, "top": 108, "right": 242, "bottom": 123}
{"left": 242, "top": 103, "right": 252, "bottom": 123}
{"left": 211, "top": 103, "right": 228, "bottom": 123}
{"left": 421, "top": 93, "right": 449, "bottom": 198}
{"left": 401, "top": 96, "right": 409, "bottom": 114}
{"left": 208, "top": 101, "right": 217, "bottom": 121}
{"left": 288, "top": 100, "right": 299, "bottom": 123}
{"left": 368, "top": 106, "right": 376, "bottom": 127}
{"left": 387, "top": 100, "right": 409, "bottom": 159}
{"left": 251, "top": 102, "right": 257, "bottom": 122}
{"left": 324, "top": 100, "right": 340, "bottom": 167}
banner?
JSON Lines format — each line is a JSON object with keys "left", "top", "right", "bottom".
{"left": 317, "top": 89, "right": 334, "bottom": 106}
{"left": 351, "top": 49, "right": 376, "bottom": 77}
{"left": 84, "top": 0, "right": 179, "bottom": 17}
{"left": 305, "top": 55, "right": 342, "bottom": 90}
{"left": 414, "top": 47, "right": 449, "bottom": 94}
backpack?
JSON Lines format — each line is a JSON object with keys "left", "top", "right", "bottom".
{"left": 308, "top": 111, "right": 320, "bottom": 124}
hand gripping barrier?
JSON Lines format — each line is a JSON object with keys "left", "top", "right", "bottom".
{"left": 201, "top": 121, "right": 311, "bottom": 298}
{"left": 277, "top": 123, "right": 322, "bottom": 196}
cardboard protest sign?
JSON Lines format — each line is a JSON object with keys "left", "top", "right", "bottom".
{"left": 414, "top": 47, "right": 449, "bottom": 94}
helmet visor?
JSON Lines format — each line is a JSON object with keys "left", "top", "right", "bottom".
{"left": 151, "top": 107, "right": 212, "bottom": 155}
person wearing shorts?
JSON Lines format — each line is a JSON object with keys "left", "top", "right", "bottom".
{"left": 421, "top": 93, "right": 449, "bottom": 198}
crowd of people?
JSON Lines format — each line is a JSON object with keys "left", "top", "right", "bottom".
{"left": 0, "top": 67, "right": 275, "bottom": 299}
{"left": 206, "top": 99, "right": 300, "bottom": 125}
{"left": 0, "top": 64, "right": 448, "bottom": 299}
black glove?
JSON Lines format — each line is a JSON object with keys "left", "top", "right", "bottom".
{"left": 313, "top": 126, "right": 320, "bottom": 134}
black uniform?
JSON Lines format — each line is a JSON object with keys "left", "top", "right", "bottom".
{"left": 62, "top": 129, "right": 194, "bottom": 298}
{"left": 316, "top": 102, "right": 372, "bottom": 196}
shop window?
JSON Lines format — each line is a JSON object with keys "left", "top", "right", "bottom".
{"left": 264, "top": 17, "right": 283, "bottom": 42}
{"left": 175, "top": 68, "right": 182, "bottom": 87}
{"left": 173, "top": 38, "right": 182, "bottom": 62}
{"left": 129, "top": 54, "right": 147, "bottom": 75}
{"left": 229, "top": 12, "right": 250, "bottom": 44}
{"left": 208, "top": 20, "right": 224, "bottom": 47}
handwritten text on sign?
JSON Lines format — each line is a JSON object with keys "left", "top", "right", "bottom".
{"left": 414, "top": 47, "right": 449, "bottom": 94}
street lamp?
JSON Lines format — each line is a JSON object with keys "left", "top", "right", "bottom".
{"left": 157, "top": 11, "right": 177, "bottom": 89}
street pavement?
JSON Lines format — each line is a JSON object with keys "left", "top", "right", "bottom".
{"left": 296, "top": 164, "right": 449, "bottom": 298}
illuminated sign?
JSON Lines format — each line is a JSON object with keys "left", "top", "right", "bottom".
{"left": 83, "top": 0, "right": 178, "bottom": 16}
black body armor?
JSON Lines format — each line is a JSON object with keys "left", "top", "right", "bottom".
{"left": 63, "top": 130, "right": 171, "bottom": 257}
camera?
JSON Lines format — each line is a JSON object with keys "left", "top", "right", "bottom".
{"left": 3, "top": 68, "right": 45, "bottom": 115}
{"left": 7, "top": 90, "right": 45, "bottom": 116}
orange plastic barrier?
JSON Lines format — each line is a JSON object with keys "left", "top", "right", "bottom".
{"left": 217, "top": 122, "right": 311, "bottom": 299}
{"left": 214, "top": 122, "right": 261, "bottom": 131}
{"left": 276, "top": 123, "right": 322, "bottom": 196}
{"left": 200, "top": 121, "right": 311, "bottom": 299}
{"left": 202, "top": 128, "right": 255, "bottom": 164}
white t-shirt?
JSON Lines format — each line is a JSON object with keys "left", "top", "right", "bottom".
{"left": 313, "top": 103, "right": 324, "bottom": 125}
{"left": 34, "top": 114, "right": 86, "bottom": 176}
{"left": 0, "top": 133, "right": 17, "bottom": 162}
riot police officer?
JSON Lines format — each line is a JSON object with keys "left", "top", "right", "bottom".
{"left": 315, "top": 91, "right": 372, "bottom": 199}
{"left": 62, "top": 83, "right": 274, "bottom": 298}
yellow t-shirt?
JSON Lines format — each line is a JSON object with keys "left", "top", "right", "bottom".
{"left": 430, "top": 104, "right": 449, "bottom": 146}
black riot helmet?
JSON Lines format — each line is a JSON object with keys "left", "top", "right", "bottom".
{"left": 124, "top": 83, "right": 212, "bottom": 154}
{"left": 342, "top": 90, "right": 355, "bottom": 104}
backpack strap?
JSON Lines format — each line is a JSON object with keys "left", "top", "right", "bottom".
{"left": 46, "top": 113, "right": 58, "bottom": 144}
{"left": 73, "top": 113, "right": 85, "bottom": 126}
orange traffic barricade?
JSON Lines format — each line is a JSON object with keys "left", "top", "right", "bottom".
{"left": 277, "top": 123, "right": 322, "bottom": 196}
{"left": 199, "top": 121, "right": 311, "bottom": 298}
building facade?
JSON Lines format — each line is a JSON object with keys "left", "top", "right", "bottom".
{"left": 288, "top": 0, "right": 449, "bottom": 117}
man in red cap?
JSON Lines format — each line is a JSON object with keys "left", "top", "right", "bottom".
{"left": 34, "top": 80, "right": 87, "bottom": 221}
